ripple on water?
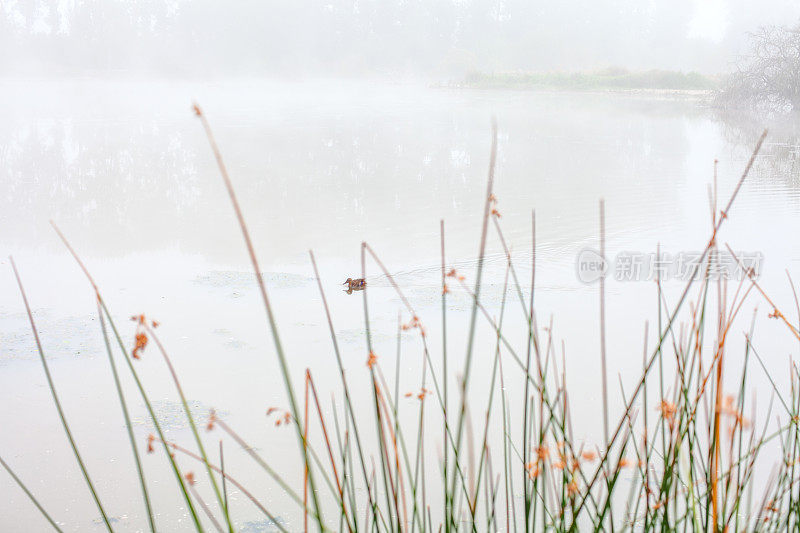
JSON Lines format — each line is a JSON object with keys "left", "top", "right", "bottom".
{"left": 0, "top": 314, "right": 102, "bottom": 364}
{"left": 132, "top": 399, "right": 228, "bottom": 432}
{"left": 238, "top": 518, "right": 287, "bottom": 532}
{"left": 194, "top": 271, "right": 312, "bottom": 293}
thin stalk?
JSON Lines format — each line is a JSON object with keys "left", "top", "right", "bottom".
{"left": 50, "top": 222, "right": 204, "bottom": 531}
{"left": 450, "top": 121, "right": 497, "bottom": 530}
{"left": 9, "top": 257, "right": 114, "bottom": 533}
{"left": 194, "top": 104, "right": 324, "bottom": 530}
{"left": 146, "top": 325, "right": 233, "bottom": 532}
{"left": 97, "top": 301, "right": 156, "bottom": 532}
{"left": 0, "top": 454, "right": 64, "bottom": 532}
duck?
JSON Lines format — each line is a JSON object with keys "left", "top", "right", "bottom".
{"left": 343, "top": 277, "right": 366, "bottom": 292}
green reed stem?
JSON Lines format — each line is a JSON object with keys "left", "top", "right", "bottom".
{"left": 0, "top": 453, "right": 64, "bottom": 532}
{"left": 145, "top": 326, "right": 233, "bottom": 532}
{"left": 49, "top": 222, "right": 204, "bottom": 532}
{"left": 97, "top": 302, "right": 156, "bottom": 532}
{"left": 195, "top": 104, "right": 324, "bottom": 531}
{"left": 10, "top": 257, "right": 114, "bottom": 532}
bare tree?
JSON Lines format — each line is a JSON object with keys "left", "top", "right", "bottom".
{"left": 717, "top": 24, "right": 800, "bottom": 113}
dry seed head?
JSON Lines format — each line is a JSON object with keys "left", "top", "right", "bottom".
{"left": 132, "top": 332, "right": 148, "bottom": 359}
{"left": 567, "top": 480, "right": 579, "bottom": 497}
{"left": 581, "top": 450, "right": 597, "bottom": 462}
{"left": 366, "top": 351, "right": 378, "bottom": 368}
{"left": 535, "top": 445, "right": 549, "bottom": 461}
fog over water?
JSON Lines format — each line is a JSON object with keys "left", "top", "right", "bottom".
{"left": 2, "top": 0, "right": 800, "bottom": 77}
{"left": 2, "top": 2, "right": 800, "bottom": 531}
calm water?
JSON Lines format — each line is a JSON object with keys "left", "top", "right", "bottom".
{"left": 1, "top": 79, "right": 799, "bottom": 530}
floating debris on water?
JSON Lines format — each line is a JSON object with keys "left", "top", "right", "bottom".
{"left": 133, "top": 399, "right": 228, "bottom": 431}
{"left": 238, "top": 518, "right": 286, "bottom": 532}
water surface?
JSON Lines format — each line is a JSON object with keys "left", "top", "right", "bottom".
{"left": 1, "top": 79, "right": 799, "bottom": 531}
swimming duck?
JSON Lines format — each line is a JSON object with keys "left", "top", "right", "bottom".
{"left": 343, "top": 277, "right": 366, "bottom": 292}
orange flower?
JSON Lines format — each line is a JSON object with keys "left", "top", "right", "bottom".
{"left": 658, "top": 400, "right": 676, "bottom": 418}
{"left": 491, "top": 208, "right": 501, "bottom": 218}
{"left": 618, "top": 457, "right": 631, "bottom": 469}
{"left": 552, "top": 460, "right": 565, "bottom": 470}
{"left": 581, "top": 450, "right": 597, "bottom": 462}
{"left": 442, "top": 283, "right": 449, "bottom": 295}
{"left": 132, "top": 332, "right": 148, "bottom": 359}
{"left": 146, "top": 434, "right": 155, "bottom": 453}
{"left": 765, "top": 500, "right": 780, "bottom": 513}
{"left": 151, "top": 320, "right": 160, "bottom": 328}
{"left": 723, "top": 394, "right": 735, "bottom": 410}
{"left": 657, "top": 400, "right": 677, "bottom": 429}
{"left": 403, "top": 315, "right": 422, "bottom": 331}
{"left": 206, "top": 410, "right": 217, "bottom": 431}
{"left": 721, "top": 395, "right": 750, "bottom": 428}
{"left": 567, "top": 480, "right": 579, "bottom": 497}
{"left": 185, "top": 472, "right": 195, "bottom": 486}
{"left": 525, "top": 462, "right": 540, "bottom": 479}
{"left": 446, "top": 268, "right": 457, "bottom": 278}
{"left": 404, "top": 392, "right": 413, "bottom": 398}
{"left": 535, "top": 445, "right": 549, "bottom": 461}
{"left": 488, "top": 194, "right": 497, "bottom": 204}
{"left": 266, "top": 407, "right": 278, "bottom": 416}
{"left": 366, "top": 351, "right": 378, "bottom": 368}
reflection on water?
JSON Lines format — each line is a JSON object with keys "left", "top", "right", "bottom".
{"left": 2, "top": 79, "right": 800, "bottom": 531}
{"left": 714, "top": 106, "right": 800, "bottom": 187}
{"left": 0, "top": 79, "right": 735, "bottom": 264}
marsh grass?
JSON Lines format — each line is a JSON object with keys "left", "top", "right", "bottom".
{"left": 3, "top": 110, "right": 800, "bottom": 532}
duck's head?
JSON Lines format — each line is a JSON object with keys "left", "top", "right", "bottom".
{"left": 343, "top": 278, "right": 353, "bottom": 285}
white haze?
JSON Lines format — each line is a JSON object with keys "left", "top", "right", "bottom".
{"left": 1, "top": 0, "right": 800, "bottom": 79}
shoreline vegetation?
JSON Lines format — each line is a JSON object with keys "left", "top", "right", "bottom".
{"left": 5, "top": 107, "right": 800, "bottom": 532}
{"left": 455, "top": 67, "right": 719, "bottom": 95}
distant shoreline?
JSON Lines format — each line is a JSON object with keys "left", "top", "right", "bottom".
{"left": 449, "top": 68, "right": 719, "bottom": 98}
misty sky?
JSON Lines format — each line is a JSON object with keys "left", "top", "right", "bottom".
{"left": 1, "top": 0, "right": 800, "bottom": 78}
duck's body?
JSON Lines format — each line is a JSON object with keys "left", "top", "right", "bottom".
{"left": 343, "top": 277, "right": 366, "bottom": 292}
